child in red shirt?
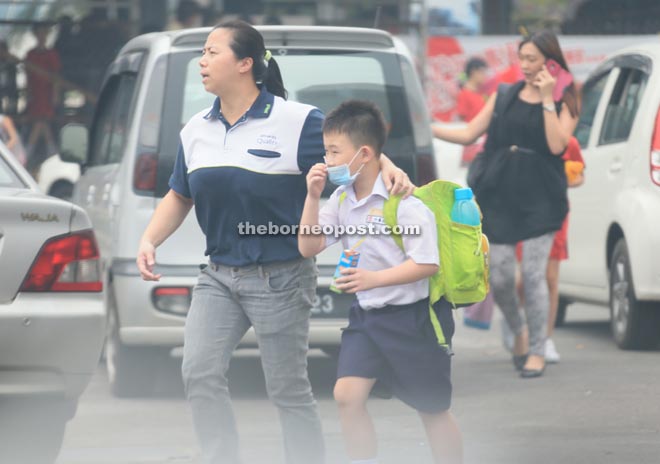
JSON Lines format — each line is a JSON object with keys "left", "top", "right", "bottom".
{"left": 455, "top": 57, "right": 488, "bottom": 123}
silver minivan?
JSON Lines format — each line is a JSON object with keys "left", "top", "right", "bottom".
{"left": 60, "top": 26, "right": 437, "bottom": 396}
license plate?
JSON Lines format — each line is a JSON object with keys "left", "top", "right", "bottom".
{"left": 310, "top": 288, "right": 353, "bottom": 318}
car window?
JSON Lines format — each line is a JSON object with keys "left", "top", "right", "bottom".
{"left": 157, "top": 49, "right": 421, "bottom": 197}
{"left": 88, "top": 76, "right": 120, "bottom": 167}
{"left": 0, "top": 153, "right": 24, "bottom": 188}
{"left": 575, "top": 71, "right": 609, "bottom": 148}
{"left": 599, "top": 68, "right": 648, "bottom": 145}
{"left": 106, "top": 75, "right": 138, "bottom": 164}
{"left": 88, "top": 74, "right": 138, "bottom": 166}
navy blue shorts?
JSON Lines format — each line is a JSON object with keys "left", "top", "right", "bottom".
{"left": 337, "top": 297, "right": 455, "bottom": 413}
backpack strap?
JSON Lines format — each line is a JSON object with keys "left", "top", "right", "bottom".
{"left": 382, "top": 194, "right": 404, "bottom": 251}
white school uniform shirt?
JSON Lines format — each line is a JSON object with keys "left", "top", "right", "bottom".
{"left": 319, "top": 173, "right": 439, "bottom": 310}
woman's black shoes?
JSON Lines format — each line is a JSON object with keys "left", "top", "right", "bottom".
{"left": 512, "top": 354, "right": 528, "bottom": 371}
{"left": 520, "top": 364, "right": 545, "bottom": 378}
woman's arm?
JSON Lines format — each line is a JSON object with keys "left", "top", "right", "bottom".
{"left": 535, "top": 66, "right": 579, "bottom": 155}
{"left": 431, "top": 92, "right": 495, "bottom": 145}
{"left": 137, "top": 189, "right": 194, "bottom": 281}
{"left": 542, "top": 100, "right": 579, "bottom": 155}
{"left": 379, "top": 153, "right": 415, "bottom": 197}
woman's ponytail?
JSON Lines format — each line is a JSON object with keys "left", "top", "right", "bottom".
{"left": 264, "top": 57, "right": 287, "bottom": 100}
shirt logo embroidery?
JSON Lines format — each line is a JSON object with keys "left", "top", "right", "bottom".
{"left": 256, "top": 134, "right": 277, "bottom": 146}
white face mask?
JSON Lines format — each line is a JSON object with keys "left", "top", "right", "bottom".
{"left": 326, "top": 149, "right": 364, "bottom": 186}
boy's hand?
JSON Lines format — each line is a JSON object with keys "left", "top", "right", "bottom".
{"left": 335, "top": 267, "right": 380, "bottom": 293}
{"left": 306, "top": 163, "right": 327, "bottom": 199}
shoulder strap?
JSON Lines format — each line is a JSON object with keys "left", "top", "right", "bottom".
{"left": 383, "top": 194, "right": 404, "bottom": 251}
{"left": 494, "top": 83, "right": 512, "bottom": 117}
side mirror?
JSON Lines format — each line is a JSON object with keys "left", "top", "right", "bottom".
{"left": 59, "top": 123, "right": 89, "bottom": 165}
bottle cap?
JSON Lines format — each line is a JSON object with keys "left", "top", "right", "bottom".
{"left": 455, "top": 187, "right": 474, "bottom": 200}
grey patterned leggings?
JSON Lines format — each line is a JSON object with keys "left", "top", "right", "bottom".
{"left": 490, "top": 233, "right": 555, "bottom": 357}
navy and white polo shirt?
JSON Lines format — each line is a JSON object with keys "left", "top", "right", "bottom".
{"left": 169, "top": 87, "right": 324, "bottom": 266}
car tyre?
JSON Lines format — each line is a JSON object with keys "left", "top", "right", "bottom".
{"left": 48, "top": 180, "right": 74, "bottom": 200}
{"left": 106, "top": 287, "right": 162, "bottom": 397}
{"left": 609, "top": 239, "right": 660, "bottom": 350}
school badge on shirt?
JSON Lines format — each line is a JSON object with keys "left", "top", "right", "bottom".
{"left": 366, "top": 208, "right": 385, "bottom": 225}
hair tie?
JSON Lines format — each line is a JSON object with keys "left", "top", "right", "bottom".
{"left": 264, "top": 49, "right": 272, "bottom": 63}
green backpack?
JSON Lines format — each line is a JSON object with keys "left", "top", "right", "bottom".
{"left": 383, "top": 180, "right": 490, "bottom": 309}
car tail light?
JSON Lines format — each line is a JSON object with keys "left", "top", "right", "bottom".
{"left": 152, "top": 287, "right": 192, "bottom": 316}
{"left": 651, "top": 106, "right": 660, "bottom": 186}
{"left": 20, "top": 230, "right": 102, "bottom": 292}
{"left": 134, "top": 152, "right": 158, "bottom": 192}
{"left": 416, "top": 153, "right": 437, "bottom": 185}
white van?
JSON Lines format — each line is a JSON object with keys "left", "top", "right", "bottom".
{"left": 559, "top": 43, "right": 660, "bottom": 349}
{"left": 60, "top": 26, "right": 437, "bottom": 396}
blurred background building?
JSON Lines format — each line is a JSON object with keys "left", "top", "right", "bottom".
{"left": 0, "top": 0, "right": 659, "bottom": 167}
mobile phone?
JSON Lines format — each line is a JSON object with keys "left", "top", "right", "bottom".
{"left": 545, "top": 59, "right": 573, "bottom": 101}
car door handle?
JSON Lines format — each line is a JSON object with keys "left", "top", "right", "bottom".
{"left": 610, "top": 161, "right": 623, "bottom": 173}
{"left": 86, "top": 185, "right": 96, "bottom": 205}
{"left": 101, "top": 184, "right": 111, "bottom": 202}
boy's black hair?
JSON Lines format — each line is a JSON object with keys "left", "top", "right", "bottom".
{"left": 323, "top": 100, "right": 387, "bottom": 156}
{"left": 465, "top": 57, "right": 487, "bottom": 78}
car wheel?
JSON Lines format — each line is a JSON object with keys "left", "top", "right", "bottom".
{"left": 48, "top": 180, "right": 74, "bottom": 200}
{"left": 0, "top": 397, "right": 72, "bottom": 464}
{"left": 106, "top": 288, "right": 162, "bottom": 398}
{"left": 554, "top": 297, "right": 569, "bottom": 327}
{"left": 609, "top": 239, "right": 660, "bottom": 350}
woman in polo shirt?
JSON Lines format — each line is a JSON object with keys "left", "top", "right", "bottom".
{"left": 136, "top": 20, "right": 412, "bottom": 464}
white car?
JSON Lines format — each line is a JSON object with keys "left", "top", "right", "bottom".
{"left": 36, "top": 153, "right": 80, "bottom": 200}
{"left": 559, "top": 43, "right": 660, "bottom": 349}
{"left": 0, "top": 142, "right": 105, "bottom": 462}
{"left": 59, "top": 26, "right": 438, "bottom": 397}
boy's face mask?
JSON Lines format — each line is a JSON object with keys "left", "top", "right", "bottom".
{"left": 326, "top": 149, "right": 364, "bottom": 186}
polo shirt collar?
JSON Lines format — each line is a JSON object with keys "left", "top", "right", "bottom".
{"left": 204, "top": 86, "right": 275, "bottom": 121}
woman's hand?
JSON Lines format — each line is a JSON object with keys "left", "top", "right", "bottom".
{"left": 306, "top": 163, "right": 327, "bottom": 199}
{"left": 381, "top": 159, "right": 415, "bottom": 198}
{"left": 136, "top": 239, "right": 162, "bottom": 281}
{"left": 334, "top": 267, "right": 380, "bottom": 293}
{"left": 534, "top": 65, "right": 556, "bottom": 101}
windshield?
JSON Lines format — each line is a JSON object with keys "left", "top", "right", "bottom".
{"left": 156, "top": 49, "right": 421, "bottom": 197}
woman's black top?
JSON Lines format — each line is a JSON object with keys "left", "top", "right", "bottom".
{"left": 476, "top": 81, "right": 568, "bottom": 244}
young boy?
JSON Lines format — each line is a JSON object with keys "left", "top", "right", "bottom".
{"left": 298, "top": 100, "right": 463, "bottom": 464}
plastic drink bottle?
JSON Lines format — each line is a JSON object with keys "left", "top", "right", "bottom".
{"left": 451, "top": 187, "right": 481, "bottom": 226}
{"left": 329, "top": 249, "right": 360, "bottom": 293}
